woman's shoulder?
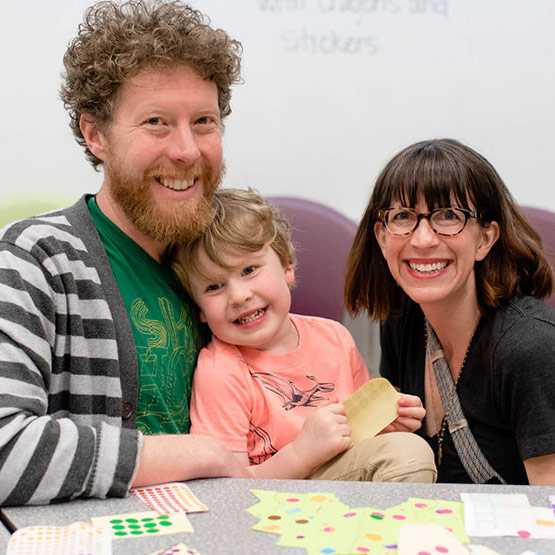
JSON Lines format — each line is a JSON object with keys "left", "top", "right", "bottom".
{"left": 494, "top": 296, "right": 555, "bottom": 330}
{"left": 488, "top": 296, "right": 555, "bottom": 360}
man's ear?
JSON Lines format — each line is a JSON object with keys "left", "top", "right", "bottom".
{"left": 475, "top": 221, "right": 500, "bottom": 262}
{"left": 79, "top": 113, "right": 109, "bottom": 162}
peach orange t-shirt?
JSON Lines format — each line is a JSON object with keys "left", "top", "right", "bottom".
{"left": 190, "top": 314, "right": 369, "bottom": 464}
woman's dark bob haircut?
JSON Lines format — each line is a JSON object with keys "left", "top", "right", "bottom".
{"left": 344, "top": 138, "right": 553, "bottom": 320}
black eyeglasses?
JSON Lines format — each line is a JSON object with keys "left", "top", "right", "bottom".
{"left": 379, "top": 207, "right": 478, "bottom": 236}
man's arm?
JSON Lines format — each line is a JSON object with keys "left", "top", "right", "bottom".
{"left": 0, "top": 238, "right": 140, "bottom": 505}
{"left": 132, "top": 434, "right": 251, "bottom": 486}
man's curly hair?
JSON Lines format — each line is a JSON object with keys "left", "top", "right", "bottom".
{"left": 61, "top": 0, "right": 242, "bottom": 169}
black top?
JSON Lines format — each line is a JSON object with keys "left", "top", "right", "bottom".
{"left": 380, "top": 296, "right": 555, "bottom": 484}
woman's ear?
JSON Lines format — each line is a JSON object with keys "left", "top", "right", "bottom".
{"left": 374, "top": 221, "right": 387, "bottom": 252}
{"left": 79, "top": 113, "right": 109, "bottom": 162}
{"left": 475, "top": 221, "right": 500, "bottom": 261}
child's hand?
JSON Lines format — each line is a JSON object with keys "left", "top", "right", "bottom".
{"left": 291, "top": 403, "right": 352, "bottom": 473}
{"left": 380, "top": 394, "right": 425, "bottom": 433}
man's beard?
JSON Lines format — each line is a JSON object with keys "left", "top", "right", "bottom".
{"left": 106, "top": 157, "right": 223, "bottom": 245}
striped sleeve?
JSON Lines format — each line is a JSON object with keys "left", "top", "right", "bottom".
{"left": 0, "top": 218, "right": 141, "bottom": 506}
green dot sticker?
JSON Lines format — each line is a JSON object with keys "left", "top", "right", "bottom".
{"left": 96, "top": 510, "right": 191, "bottom": 539}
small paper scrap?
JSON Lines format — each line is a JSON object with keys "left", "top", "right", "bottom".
{"left": 398, "top": 523, "right": 469, "bottom": 555}
{"left": 92, "top": 510, "right": 192, "bottom": 540}
{"left": 132, "top": 482, "right": 208, "bottom": 513}
{"left": 149, "top": 543, "right": 201, "bottom": 555}
{"left": 343, "top": 377, "right": 400, "bottom": 442}
{"left": 461, "top": 493, "right": 534, "bottom": 537}
{"left": 7, "top": 521, "right": 111, "bottom": 555}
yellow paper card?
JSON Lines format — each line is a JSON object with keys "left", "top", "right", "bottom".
{"left": 343, "top": 378, "right": 400, "bottom": 443}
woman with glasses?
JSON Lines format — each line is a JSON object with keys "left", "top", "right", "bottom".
{"left": 344, "top": 138, "right": 555, "bottom": 485}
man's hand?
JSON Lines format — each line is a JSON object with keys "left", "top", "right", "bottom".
{"left": 380, "top": 394, "right": 425, "bottom": 433}
{"left": 291, "top": 403, "right": 352, "bottom": 474}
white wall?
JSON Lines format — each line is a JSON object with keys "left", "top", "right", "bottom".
{"left": 2, "top": 0, "right": 554, "bottom": 221}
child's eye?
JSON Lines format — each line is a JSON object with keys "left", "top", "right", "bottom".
{"left": 205, "top": 283, "right": 223, "bottom": 293}
{"left": 242, "top": 265, "right": 257, "bottom": 277}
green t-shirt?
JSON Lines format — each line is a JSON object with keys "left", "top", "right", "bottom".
{"left": 88, "top": 196, "right": 206, "bottom": 434}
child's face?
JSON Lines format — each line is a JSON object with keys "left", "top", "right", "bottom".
{"left": 189, "top": 244, "right": 298, "bottom": 354}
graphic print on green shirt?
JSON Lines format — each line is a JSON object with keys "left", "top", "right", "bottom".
{"left": 88, "top": 196, "right": 206, "bottom": 434}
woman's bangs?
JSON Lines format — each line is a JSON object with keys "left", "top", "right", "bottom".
{"left": 383, "top": 151, "right": 472, "bottom": 210}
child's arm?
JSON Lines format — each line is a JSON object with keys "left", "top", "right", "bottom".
{"left": 234, "top": 403, "right": 352, "bottom": 479}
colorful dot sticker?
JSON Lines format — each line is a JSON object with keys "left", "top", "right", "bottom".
{"left": 110, "top": 514, "right": 174, "bottom": 537}
{"left": 92, "top": 511, "right": 192, "bottom": 539}
{"left": 370, "top": 512, "right": 385, "bottom": 520}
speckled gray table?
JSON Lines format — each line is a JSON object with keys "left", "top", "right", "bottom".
{"left": 2, "top": 479, "right": 555, "bottom": 554}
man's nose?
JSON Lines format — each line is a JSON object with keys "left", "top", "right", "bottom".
{"left": 166, "top": 124, "right": 201, "bottom": 164}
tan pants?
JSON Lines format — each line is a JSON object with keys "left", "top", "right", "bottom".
{"left": 309, "top": 432, "right": 437, "bottom": 483}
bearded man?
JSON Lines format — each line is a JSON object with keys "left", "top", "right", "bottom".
{"left": 0, "top": 0, "right": 247, "bottom": 506}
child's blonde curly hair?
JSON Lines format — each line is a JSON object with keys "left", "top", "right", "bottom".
{"left": 172, "top": 188, "right": 296, "bottom": 295}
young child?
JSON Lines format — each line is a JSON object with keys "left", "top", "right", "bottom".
{"left": 173, "top": 188, "right": 436, "bottom": 482}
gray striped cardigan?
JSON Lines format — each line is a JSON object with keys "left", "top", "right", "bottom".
{"left": 0, "top": 196, "right": 142, "bottom": 506}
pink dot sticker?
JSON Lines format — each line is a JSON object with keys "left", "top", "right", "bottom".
{"left": 286, "top": 497, "right": 301, "bottom": 503}
{"left": 415, "top": 503, "right": 428, "bottom": 508}
{"left": 344, "top": 512, "right": 357, "bottom": 518}
{"left": 356, "top": 548, "right": 370, "bottom": 553}
{"left": 435, "top": 546, "right": 449, "bottom": 553}
{"left": 323, "top": 526, "right": 335, "bottom": 533}
{"left": 418, "top": 551, "right": 431, "bottom": 555}
{"left": 435, "top": 509, "right": 453, "bottom": 514}
{"left": 393, "top": 514, "right": 406, "bottom": 520}
{"left": 517, "top": 530, "right": 531, "bottom": 538}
